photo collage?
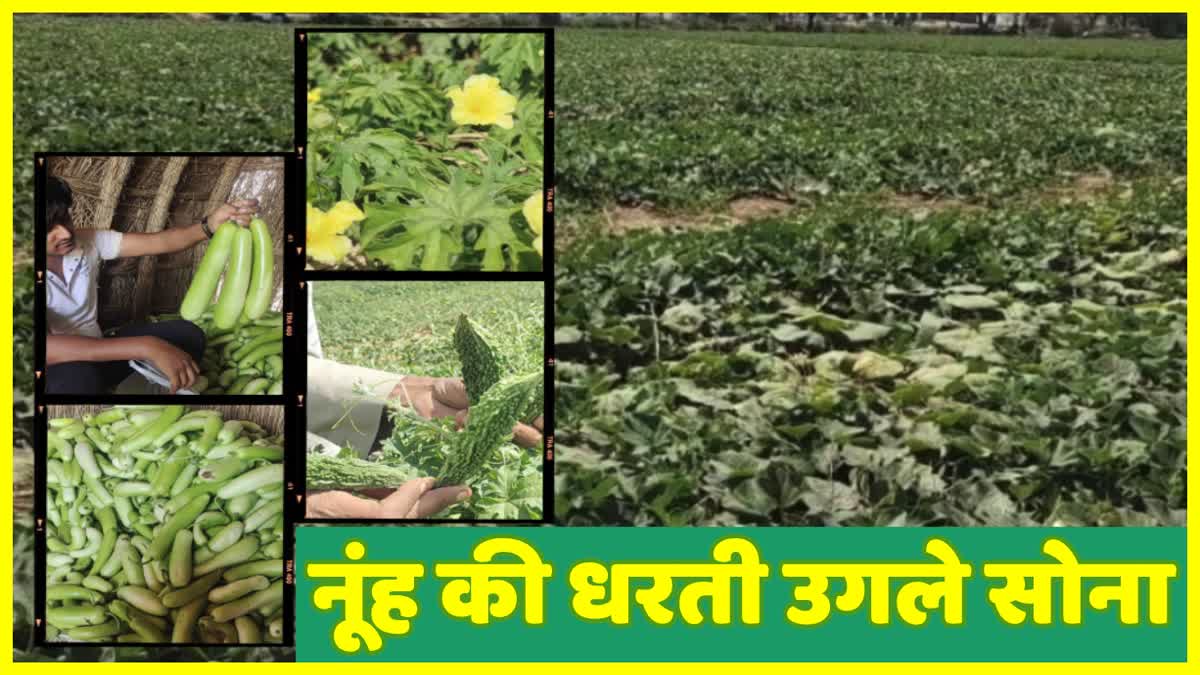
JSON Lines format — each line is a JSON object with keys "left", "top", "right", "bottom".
{"left": 13, "top": 11, "right": 1185, "bottom": 665}
{"left": 32, "top": 27, "right": 552, "bottom": 646}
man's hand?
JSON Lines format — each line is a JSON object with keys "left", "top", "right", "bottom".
{"left": 142, "top": 336, "right": 199, "bottom": 393}
{"left": 389, "top": 377, "right": 544, "bottom": 449}
{"left": 208, "top": 199, "right": 259, "bottom": 228}
{"left": 305, "top": 478, "right": 470, "bottom": 519}
{"left": 118, "top": 197, "right": 263, "bottom": 258}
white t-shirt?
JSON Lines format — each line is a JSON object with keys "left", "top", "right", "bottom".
{"left": 47, "top": 230, "right": 124, "bottom": 338}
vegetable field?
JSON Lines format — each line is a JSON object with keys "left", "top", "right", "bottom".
{"left": 558, "top": 31, "right": 1184, "bottom": 212}
{"left": 306, "top": 32, "right": 545, "bottom": 271}
{"left": 312, "top": 281, "right": 544, "bottom": 377}
{"left": 555, "top": 31, "right": 1186, "bottom": 527}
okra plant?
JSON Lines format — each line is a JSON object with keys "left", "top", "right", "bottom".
{"left": 44, "top": 406, "right": 285, "bottom": 643}
{"left": 306, "top": 32, "right": 545, "bottom": 271}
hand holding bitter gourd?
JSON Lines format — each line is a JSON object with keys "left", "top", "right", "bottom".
{"left": 307, "top": 314, "right": 544, "bottom": 492}
{"left": 44, "top": 406, "right": 284, "bottom": 643}
{"left": 167, "top": 216, "right": 281, "bottom": 394}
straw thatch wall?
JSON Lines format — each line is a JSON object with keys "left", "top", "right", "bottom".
{"left": 47, "top": 156, "right": 286, "bottom": 329}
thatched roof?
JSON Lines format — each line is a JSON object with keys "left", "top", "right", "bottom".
{"left": 47, "top": 155, "right": 285, "bottom": 328}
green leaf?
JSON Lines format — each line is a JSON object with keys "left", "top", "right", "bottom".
{"left": 943, "top": 294, "right": 1000, "bottom": 310}
{"left": 842, "top": 320, "right": 892, "bottom": 343}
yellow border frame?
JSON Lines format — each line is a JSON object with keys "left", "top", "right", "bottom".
{"left": 2, "top": 4, "right": 1193, "bottom": 671}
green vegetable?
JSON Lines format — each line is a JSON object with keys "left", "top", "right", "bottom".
{"left": 46, "top": 605, "right": 106, "bottom": 629}
{"left": 169, "top": 530, "right": 193, "bottom": 588}
{"left": 244, "top": 216, "right": 275, "bottom": 320}
{"left": 148, "top": 494, "right": 210, "bottom": 562}
{"left": 180, "top": 222, "right": 238, "bottom": 321}
{"left": 44, "top": 406, "right": 284, "bottom": 643}
{"left": 208, "top": 575, "right": 269, "bottom": 604}
{"left": 222, "top": 559, "right": 283, "bottom": 583}
{"left": 306, "top": 454, "right": 417, "bottom": 492}
{"left": 161, "top": 570, "right": 222, "bottom": 609}
{"left": 119, "top": 406, "right": 185, "bottom": 454}
{"left": 238, "top": 377, "right": 272, "bottom": 395}
{"left": 172, "top": 595, "right": 207, "bottom": 643}
{"left": 439, "top": 371, "right": 541, "bottom": 487}
{"left": 217, "top": 464, "right": 283, "bottom": 499}
{"left": 209, "top": 579, "right": 282, "bottom": 623}
{"left": 213, "top": 226, "right": 253, "bottom": 330}
{"left": 232, "top": 328, "right": 282, "bottom": 362}
{"left": 454, "top": 314, "right": 505, "bottom": 404}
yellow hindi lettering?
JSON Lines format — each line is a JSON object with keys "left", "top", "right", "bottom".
{"left": 984, "top": 538, "right": 1177, "bottom": 626}
{"left": 895, "top": 539, "right": 971, "bottom": 626}
{"left": 570, "top": 561, "right": 632, "bottom": 624}
{"left": 568, "top": 537, "right": 769, "bottom": 626}
{"left": 677, "top": 537, "right": 769, "bottom": 625}
{"left": 781, "top": 573, "right": 833, "bottom": 626}
{"left": 434, "top": 537, "right": 553, "bottom": 625}
{"left": 782, "top": 537, "right": 971, "bottom": 626}
{"left": 307, "top": 540, "right": 426, "bottom": 653}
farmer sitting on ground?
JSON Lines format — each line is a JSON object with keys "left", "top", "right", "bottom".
{"left": 44, "top": 175, "right": 258, "bottom": 394}
{"left": 304, "top": 284, "right": 544, "bottom": 519}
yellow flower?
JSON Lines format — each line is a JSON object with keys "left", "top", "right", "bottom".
{"left": 523, "top": 191, "right": 543, "bottom": 256}
{"left": 447, "top": 75, "right": 517, "bottom": 129}
{"left": 307, "top": 201, "right": 363, "bottom": 265}
{"left": 308, "top": 88, "right": 322, "bottom": 103}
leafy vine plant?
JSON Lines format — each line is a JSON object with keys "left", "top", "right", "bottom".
{"left": 306, "top": 33, "right": 545, "bottom": 271}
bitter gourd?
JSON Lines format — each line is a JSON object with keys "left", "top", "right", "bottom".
{"left": 454, "top": 314, "right": 505, "bottom": 405}
{"left": 438, "top": 371, "right": 541, "bottom": 487}
{"left": 306, "top": 454, "right": 417, "bottom": 492}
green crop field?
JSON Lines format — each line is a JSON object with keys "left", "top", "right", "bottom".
{"left": 312, "top": 280, "right": 545, "bottom": 377}
{"left": 555, "top": 30, "right": 1186, "bottom": 527}
{"left": 558, "top": 31, "right": 1184, "bottom": 212}
{"left": 672, "top": 30, "right": 1188, "bottom": 64}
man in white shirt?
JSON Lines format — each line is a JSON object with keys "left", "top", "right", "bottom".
{"left": 303, "top": 284, "right": 544, "bottom": 518}
{"left": 45, "top": 175, "right": 258, "bottom": 394}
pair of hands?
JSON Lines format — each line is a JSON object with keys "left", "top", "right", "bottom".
{"left": 305, "top": 377, "right": 545, "bottom": 519}
{"left": 144, "top": 201, "right": 260, "bottom": 393}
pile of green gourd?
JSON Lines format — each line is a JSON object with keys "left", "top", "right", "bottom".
{"left": 168, "top": 216, "right": 281, "bottom": 395}
{"left": 151, "top": 311, "right": 283, "bottom": 395}
{"left": 44, "top": 405, "right": 285, "bottom": 643}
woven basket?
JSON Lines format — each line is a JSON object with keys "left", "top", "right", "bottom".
{"left": 47, "top": 155, "right": 286, "bottom": 329}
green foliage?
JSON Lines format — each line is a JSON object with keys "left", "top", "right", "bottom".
{"left": 557, "top": 30, "right": 1185, "bottom": 211}
{"left": 312, "top": 281, "right": 543, "bottom": 377}
{"left": 378, "top": 410, "right": 543, "bottom": 521}
{"left": 556, "top": 183, "right": 1186, "bottom": 526}
{"left": 673, "top": 30, "right": 1189, "bottom": 64}
{"left": 307, "top": 32, "right": 544, "bottom": 270}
